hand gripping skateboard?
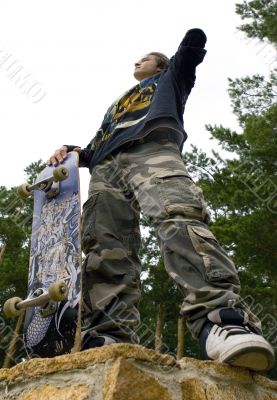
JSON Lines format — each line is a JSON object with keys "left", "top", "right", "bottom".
{"left": 4, "top": 152, "right": 82, "bottom": 358}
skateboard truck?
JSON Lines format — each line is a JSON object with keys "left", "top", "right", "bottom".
{"left": 17, "top": 166, "right": 69, "bottom": 199}
{"left": 3, "top": 281, "right": 69, "bottom": 318}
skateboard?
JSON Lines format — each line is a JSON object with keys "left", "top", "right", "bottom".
{"left": 3, "top": 152, "right": 82, "bottom": 358}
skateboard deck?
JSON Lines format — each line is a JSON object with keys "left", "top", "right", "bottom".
{"left": 17, "top": 152, "right": 81, "bottom": 358}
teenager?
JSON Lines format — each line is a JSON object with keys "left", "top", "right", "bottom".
{"left": 48, "top": 28, "right": 274, "bottom": 371}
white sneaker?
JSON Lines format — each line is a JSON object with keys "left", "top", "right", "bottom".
{"left": 199, "top": 307, "right": 275, "bottom": 371}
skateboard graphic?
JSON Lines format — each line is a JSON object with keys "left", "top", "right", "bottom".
{"left": 4, "top": 152, "right": 82, "bottom": 358}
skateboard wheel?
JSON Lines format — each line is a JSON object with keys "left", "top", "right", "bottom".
{"left": 48, "top": 281, "right": 69, "bottom": 301}
{"left": 53, "top": 166, "right": 69, "bottom": 182}
{"left": 3, "top": 297, "right": 23, "bottom": 318}
{"left": 17, "top": 183, "right": 32, "bottom": 198}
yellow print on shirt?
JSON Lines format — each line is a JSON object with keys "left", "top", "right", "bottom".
{"left": 113, "top": 83, "right": 156, "bottom": 121}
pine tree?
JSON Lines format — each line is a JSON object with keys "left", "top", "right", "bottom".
{"left": 0, "top": 160, "right": 45, "bottom": 366}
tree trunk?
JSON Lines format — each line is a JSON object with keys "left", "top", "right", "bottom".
{"left": 0, "top": 243, "right": 7, "bottom": 264}
{"left": 3, "top": 312, "right": 24, "bottom": 368}
{"left": 177, "top": 315, "right": 185, "bottom": 360}
{"left": 155, "top": 303, "right": 165, "bottom": 353}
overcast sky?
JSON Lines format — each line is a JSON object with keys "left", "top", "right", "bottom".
{"left": 0, "top": 0, "right": 274, "bottom": 203}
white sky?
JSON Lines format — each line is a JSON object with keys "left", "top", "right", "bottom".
{"left": 0, "top": 0, "right": 274, "bottom": 204}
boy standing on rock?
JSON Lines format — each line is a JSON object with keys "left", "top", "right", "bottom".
{"left": 48, "top": 28, "right": 275, "bottom": 371}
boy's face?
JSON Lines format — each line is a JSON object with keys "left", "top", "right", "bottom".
{"left": 134, "top": 54, "right": 161, "bottom": 82}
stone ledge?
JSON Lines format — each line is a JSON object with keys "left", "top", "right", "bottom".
{"left": 0, "top": 344, "right": 276, "bottom": 400}
{"left": 0, "top": 343, "right": 177, "bottom": 383}
{"left": 19, "top": 384, "right": 91, "bottom": 400}
{"left": 178, "top": 356, "right": 253, "bottom": 383}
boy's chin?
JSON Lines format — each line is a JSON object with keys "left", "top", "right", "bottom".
{"left": 133, "top": 71, "right": 143, "bottom": 81}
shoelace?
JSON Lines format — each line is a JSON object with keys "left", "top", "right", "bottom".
{"left": 213, "top": 324, "right": 254, "bottom": 340}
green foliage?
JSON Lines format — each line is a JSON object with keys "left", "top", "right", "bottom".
{"left": 0, "top": 186, "right": 31, "bottom": 300}
{"left": 185, "top": 102, "right": 277, "bottom": 275}
{"left": 236, "top": 0, "right": 277, "bottom": 45}
{"left": 0, "top": 160, "right": 45, "bottom": 366}
{"left": 139, "top": 254, "right": 201, "bottom": 358}
{"left": 228, "top": 73, "right": 277, "bottom": 125}
{"left": 24, "top": 160, "right": 46, "bottom": 184}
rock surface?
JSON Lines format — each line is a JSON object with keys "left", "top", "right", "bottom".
{"left": 0, "top": 344, "right": 276, "bottom": 399}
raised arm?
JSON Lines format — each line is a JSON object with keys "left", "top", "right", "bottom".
{"left": 169, "top": 28, "right": 207, "bottom": 96}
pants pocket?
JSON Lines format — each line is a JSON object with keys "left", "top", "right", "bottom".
{"left": 155, "top": 173, "right": 210, "bottom": 222}
{"left": 187, "top": 224, "right": 241, "bottom": 287}
{"left": 81, "top": 193, "right": 101, "bottom": 252}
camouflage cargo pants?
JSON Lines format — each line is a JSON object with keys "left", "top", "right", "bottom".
{"left": 81, "top": 137, "right": 262, "bottom": 344}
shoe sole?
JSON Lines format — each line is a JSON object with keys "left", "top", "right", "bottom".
{"left": 219, "top": 344, "right": 275, "bottom": 371}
